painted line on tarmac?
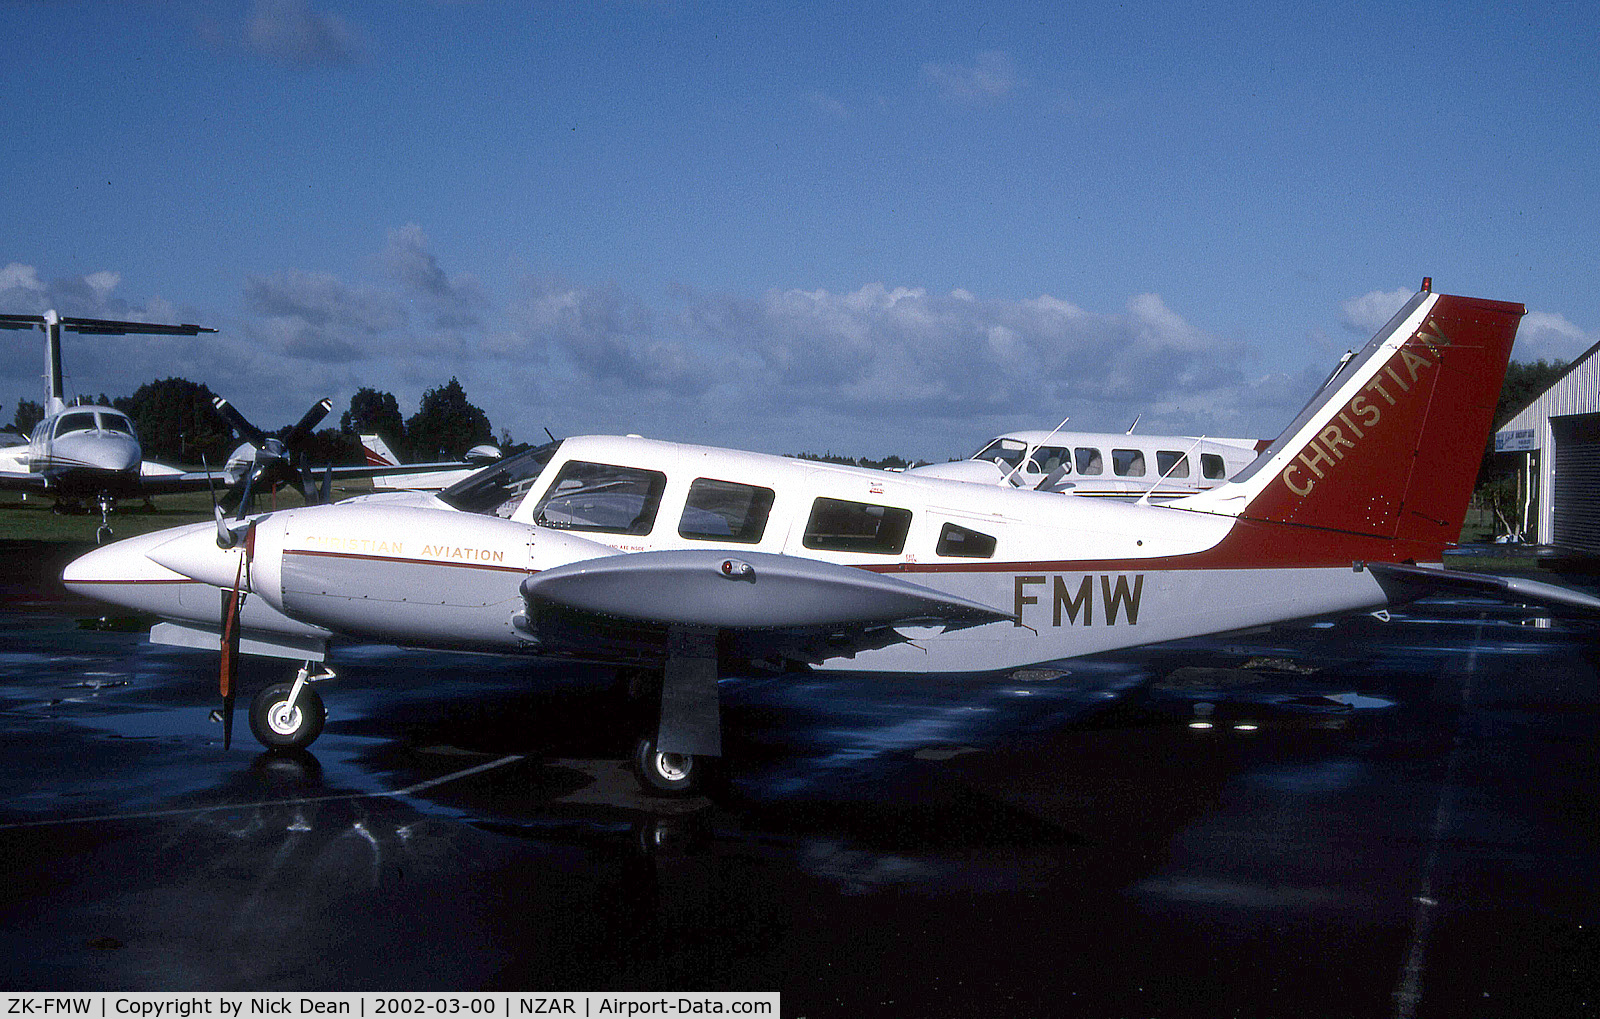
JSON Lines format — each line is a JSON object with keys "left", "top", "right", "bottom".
{"left": 0, "top": 754, "right": 526, "bottom": 830}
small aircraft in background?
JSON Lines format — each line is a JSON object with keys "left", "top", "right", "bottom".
{"left": 63, "top": 282, "right": 1600, "bottom": 795}
{"left": 0, "top": 311, "right": 217, "bottom": 538}
{"left": 907, "top": 429, "right": 1266, "bottom": 499}
{"left": 360, "top": 433, "right": 502, "bottom": 491}
{"left": 0, "top": 310, "right": 475, "bottom": 539}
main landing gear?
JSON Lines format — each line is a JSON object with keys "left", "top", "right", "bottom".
{"left": 631, "top": 733, "right": 702, "bottom": 796}
{"left": 248, "top": 662, "right": 334, "bottom": 751}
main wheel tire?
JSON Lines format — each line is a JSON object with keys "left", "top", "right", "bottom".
{"left": 249, "top": 682, "right": 326, "bottom": 751}
{"left": 631, "top": 735, "right": 700, "bottom": 797}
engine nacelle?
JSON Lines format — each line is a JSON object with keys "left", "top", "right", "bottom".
{"left": 242, "top": 503, "right": 619, "bottom": 651}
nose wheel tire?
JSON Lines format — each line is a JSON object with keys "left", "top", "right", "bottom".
{"left": 631, "top": 735, "right": 701, "bottom": 796}
{"left": 249, "top": 681, "right": 326, "bottom": 751}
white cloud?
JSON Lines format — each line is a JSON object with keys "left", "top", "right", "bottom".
{"left": 1515, "top": 311, "right": 1596, "bottom": 363}
{"left": 379, "top": 224, "right": 483, "bottom": 327}
{"left": 246, "top": 0, "right": 364, "bottom": 66}
{"left": 0, "top": 263, "right": 44, "bottom": 294}
{"left": 244, "top": 269, "right": 406, "bottom": 336}
{"left": 806, "top": 91, "right": 849, "bottom": 118}
{"left": 921, "top": 51, "right": 1020, "bottom": 104}
{"left": 1339, "top": 288, "right": 1412, "bottom": 334}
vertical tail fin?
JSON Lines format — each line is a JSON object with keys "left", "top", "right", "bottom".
{"left": 43, "top": 311, "right": 66, "bottom": 417}
{"left": 360, "top": 433, "right": 399, "bottom": 467}
{"left": 1179, "top": 285, "right": 1525, "bottom": 559}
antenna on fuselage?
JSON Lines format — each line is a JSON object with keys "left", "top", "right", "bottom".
{"left": 1136, "top": 433, "right": 1209, "bottom": 507}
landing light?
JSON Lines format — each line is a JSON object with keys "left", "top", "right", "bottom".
{"left": 1188, "top": 721, "right": 1214, "bottom": 730}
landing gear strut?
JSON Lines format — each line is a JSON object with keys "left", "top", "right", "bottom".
{"left": 95, "top": 494, "right": 115, "bottom": 544}
{"left": 249, "top": 663, "right": 334, "bottom": 751}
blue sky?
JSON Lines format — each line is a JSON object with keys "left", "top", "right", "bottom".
{"left": 2, "top": 0, "right": 1596, "bottom": 459}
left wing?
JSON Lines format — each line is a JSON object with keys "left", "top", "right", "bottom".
{"left": 520, "top": 548, "right": 1014, "bottom": 666}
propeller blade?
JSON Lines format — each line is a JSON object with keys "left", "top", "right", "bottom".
{"left": 284, "top": 398, "right": 333, "bottom": 448}
{"left": 320, "top": 463, "right": 333, "bottom": 504}
{"left": 212, "top": 397, "right": 267, "bottom": 447}
{"left": 231, "top": 466, "right": 260, "bottom": 520}
{"left": 218, "top": 554, "right": 245, "bottom": 750}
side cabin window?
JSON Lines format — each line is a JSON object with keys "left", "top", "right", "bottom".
{"left": 803, "top": 497, "right": 912, "bottom": 554}
{"left": 679, "top": 478, "right": 774, "bottom": 543}
{"left": 974, "top": 437, "right": 1027, "bottom": 469}
{"left": 936, "top": 522, "right": 996, "bottom": 559}
{"left": 1027, "top": 445, "right": 1071, "bottom": 475}
{"left": 533, "top": 460, "right": 667, "bottom": 535}
{"left": 1201, "top": 453, "right": 1227, "bottom": 480}
{"left": 1075, "top": 447, "right": 1103, "bottom": 475}
{"left": 1156, "top": 450, "right": 1189, "bottom": 478}
{"left": 1112, "top": 448, "right": 1145, "bottom": 477}
{"left": 55, "top": 411, "right": 99, "bottom": 437}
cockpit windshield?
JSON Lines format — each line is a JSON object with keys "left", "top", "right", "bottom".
{"left": 436, "top": 440, "right": 562, "bottom": 518}
{"left": 973, "top": 437, "right": 1027, "bottom": 469}
{"left": 98, "top": 413, "right": 135, "bottom": 436}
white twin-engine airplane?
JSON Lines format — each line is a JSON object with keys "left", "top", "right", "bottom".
{"left": 905, "top": 429, "right": 1265, "bottom": 499}
{"left": 61, "top": 283, "right": 1600, "bottom": 794}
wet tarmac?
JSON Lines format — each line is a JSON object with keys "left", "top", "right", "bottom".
{"left": 1, "top": 541, "right": 1598, "bottom": 1016}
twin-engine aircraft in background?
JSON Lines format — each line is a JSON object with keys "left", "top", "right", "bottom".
{"left": 63, "top": 282, "right": 1600, "bottom": 794}
{"left": 360, "top": 433, "right": 502, "bottom": 491}
{"left": 0, "top": 311, "right": 218, "bottom": 538}
{"left": 0, "top": 310, "right": 476, "bottom": 539}
{"left": 907, "top": 429, "right": 1266, "bottom": 499}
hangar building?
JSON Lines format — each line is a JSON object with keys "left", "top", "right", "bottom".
{"left": 1494, "top": 340, "right": 1600, "bottom": 553}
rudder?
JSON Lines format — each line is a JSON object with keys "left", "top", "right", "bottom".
{"left": 1183, "top": 285, "right": 1525, "bottom": 560}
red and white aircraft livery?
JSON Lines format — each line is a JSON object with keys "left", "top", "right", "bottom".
{"left": 61, "top": 282, "right": 1600, "bottom": 793}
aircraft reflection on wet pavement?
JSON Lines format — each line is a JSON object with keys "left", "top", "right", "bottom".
{"left": 3, "top": 567, "right": 1599, "bottom": 1011}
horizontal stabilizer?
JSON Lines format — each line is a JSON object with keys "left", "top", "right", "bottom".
{"left": 0, "top": 314, "right": 216, "bottom": 336}
{"left": 1363, "top": 561, "right": 1600, "bottom": 614}
{"left": 522, "top": 549, "right": 1014, "bottom": 631}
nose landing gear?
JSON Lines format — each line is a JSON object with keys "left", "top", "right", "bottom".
{"left": 249, "top": 663, "right": 335, "bottom": 751}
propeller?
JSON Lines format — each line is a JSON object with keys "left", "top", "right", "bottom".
{"left": 213, "top": 397, "right": 332, "bottom": 516}
{"left": 217, "top": 552, "right": 245, "bottom": 749}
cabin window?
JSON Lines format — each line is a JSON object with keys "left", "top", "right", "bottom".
{"left": 936, "top": 522, "right": 996, "bottom": 559}
{"left": 1112, "top": 449, "right": 1146, "bottom": 477}
{"left": 1201, "top": 453, "right": 1227, "bottom": 480}
{"left": 1075, "top": 447, "right": 1103, "bottom": 475}
{"left": 803, "top": 497, "right": 912, "bottom": 554}
{"left": 1156, "top": 451, "right": 1189, "bottom": 478}
{"left": 679, "top": 478, "right": 774, "bottom": 543}
{"left": 533, "top": 459, "right": 667, "bottom": 535}
{"left": 1027, "top": 445, "right": 1071, "bottom": 475}
{"left": 974, "top": 437, "right": 1027, "bottom": 469}
{"left": 55, "top": 412, "right": 98, "bottom": 437}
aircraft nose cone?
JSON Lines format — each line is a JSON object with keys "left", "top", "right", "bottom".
{"left": 147, "top": 525, "right": 248, "bottom": 590}
{"left": 61, "top": 528, "right": 195, "bottom": 614}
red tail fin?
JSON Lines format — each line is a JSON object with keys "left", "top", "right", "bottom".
{"left": 1187, "top": 288, "right": 1525, "bottom": 560}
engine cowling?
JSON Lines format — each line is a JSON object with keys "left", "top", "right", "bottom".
{"left": 243, "top": 503, "right": 619, "bottom": 651}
